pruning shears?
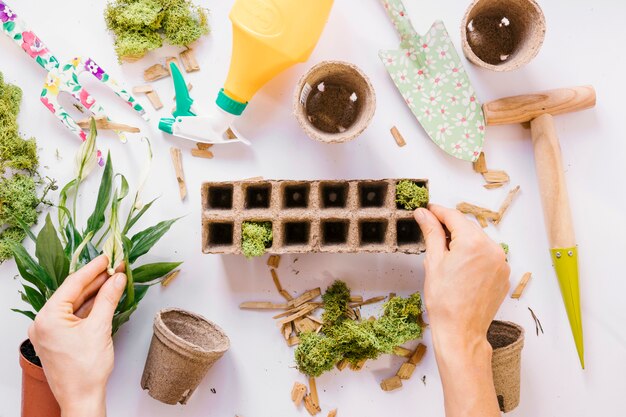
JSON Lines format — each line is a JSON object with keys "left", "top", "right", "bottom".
{"left": 158, "top": 62, "right": 250, "bottom": 145}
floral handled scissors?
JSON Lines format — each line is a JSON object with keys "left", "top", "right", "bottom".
{"left": 0, "top": 1, "right": 148, "bottom": 165}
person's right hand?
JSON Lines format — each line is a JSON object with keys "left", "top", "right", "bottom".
{"left": 414, "top": 204, "right": 510, "bottom": 417}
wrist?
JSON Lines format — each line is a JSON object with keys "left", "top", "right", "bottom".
{"left": 60, "top": 390, "right": 106, "bottom": 417}
{"left": 431, "top": 328, "right": 492, "bottom": 368}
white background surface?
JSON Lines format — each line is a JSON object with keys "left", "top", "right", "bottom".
{"left": 1, "top": 0, "right": 625, "bottom": 416}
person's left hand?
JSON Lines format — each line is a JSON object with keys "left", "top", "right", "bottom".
{"left": 28, "top": 255, "right": 126, "bottom": 417}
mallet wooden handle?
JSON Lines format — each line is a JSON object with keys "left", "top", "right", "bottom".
{"left": 483, "top": 86, "right": 596, "bottom": 126}
{"left": 530, "top": 114, "right": 576, "bottom": 248}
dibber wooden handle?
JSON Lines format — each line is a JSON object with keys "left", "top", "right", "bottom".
{"left": 530, "top": 114, "right": 576, "bottom": 248}
{"left": 484, "top": 86, "right": 596, "bottom": 126}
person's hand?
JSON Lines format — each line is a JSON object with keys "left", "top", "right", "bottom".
{"left": 414, "top": 204, "right": 510, "bottom": 417}
{"left": 28, "top": 255, "right": 126, "bottom": 417}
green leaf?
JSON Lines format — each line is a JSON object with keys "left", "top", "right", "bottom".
{"left": 62, "top": 64, "right": 73, "bottom": 71}
{"left": 12, "top": 215, "right": 37, "bottom": 242}
{"left": 21, "top": 285, "right": 46, "bottom": 312}
{"left": 132, "top": 262, "right": 182, "bottom": 284}
{"left": 3, "top": 21, "right": 15, "bottom": 32}
{"left": 115, "top": 174, "right": 129, "bottom": 202}
{"left": 123, "top": 197, "right": 158, "bottom": 234}
{"left": 134, "top": 284, "right": 150, "bottom": 304}
{"left": 121, "top": 237, "right": 134, "bottom": 310}
{"left": 58, "top": 179, "right": 77, "bottom": 229}
{"left": 129, "top": 218, "right": 179, "bottom": 264}
{"left": 63, "top": 220, "right": 82, "bottom": 260}
{"left": 35, "top": 214, "right": 68, "bottom": 288}
{"left": 112, "top": 305, "right": 136, "bottom": 334}
{"left": 86, "top": 153, "right": 113, "bottom": 235}
{"left": 82, "top": 242, "right": 100, "bottom": 264}
{"left": 8, "top": 241, "right": 55, "bottom": 293}
{"left": 11, "top": 309, "right": 36, "bottom": 321}
{"left": 13, "top": 33, "right": 22, "bottom": 40}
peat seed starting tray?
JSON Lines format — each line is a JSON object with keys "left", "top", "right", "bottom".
{"left": 201, "top": 179, "right": 428, "bottom": 255}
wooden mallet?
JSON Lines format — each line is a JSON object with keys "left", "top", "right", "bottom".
{"left": 483, "top": 86, "right": 596, "bottom": 368}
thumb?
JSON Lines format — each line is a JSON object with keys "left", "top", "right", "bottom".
{"left": 414, "top": 208, "right": 447, "bottom": 262}
{"left": 88, "top": 273, "right": 127, "bottom": 325}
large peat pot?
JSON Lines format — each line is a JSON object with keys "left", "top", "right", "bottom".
{"left": 19, "top": 339, "right": 61, "bottom": 417}
{"left": 488, "top": 320, "right": 525, "bottom": 413}
{"left": 141, "top": 308, "right": 230, "bottom": 405}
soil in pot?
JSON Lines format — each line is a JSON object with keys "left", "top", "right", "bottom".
{"left": 20, "top": 339, "right": 61, "bottom": 417}
{"left": 305, "top": 81, "right": 361, "bottom": 134}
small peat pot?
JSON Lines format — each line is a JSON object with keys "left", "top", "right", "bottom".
{"left": 141, "top": 308, "right": 230, "bottom": 405}
{"left": 488, "top": 320, "right": 525, "bottom": 413}
{"left": 19, "top": 340, "right": 61, "bottom": 417}
{"left": 294, "top": 61, "right": 376, "bottom": 144}
{"left": 461, "top": 0, "right": 546, "bottom": 71}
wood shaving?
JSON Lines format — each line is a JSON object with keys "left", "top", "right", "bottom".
{"left": 161, "top": 270, "right": 180, "bottom": 287}
{"left": 169, "top": 147, "right": 187, "bottom": 201}
{"left": 291, "top": 382, "right": 307, "bottom": 406}
{"left": 144, "top": 64, "right": 170, "bottom": 82}
{"left": 380, "top": 376, "right": 403, "bottom": 392}
{"left": 472, "top": 152, "right": 488, "bottom": 173}
{"left": 390, "top": 126, "right": 406, "bottom": 147}
{"left": 190, "top": 149, "right": 214, "bottom": 159}
{"left": 511, "top": 272, "right": 532, "bottom": 299}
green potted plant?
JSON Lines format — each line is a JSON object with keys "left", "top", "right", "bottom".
{"left": 9, "top": 119, "right": 181, "bottom": 417}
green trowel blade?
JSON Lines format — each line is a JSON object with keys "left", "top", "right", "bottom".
{"left": 379, "top": 0, "right": 485, "bottom": 162}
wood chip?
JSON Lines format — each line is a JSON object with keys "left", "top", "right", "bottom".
{"left": 146, "top": 90, "right": 163, "bottom": 110}
{"left": 280, "top": 289, "right": 293, "bottom": 301}
{"left": 267, "top": 255, "right": 281, "bottom": 268}
{"left": 511, "top": 272, "right": 532, "bottom": 299}
{"left": 380, "top": 376, "right": 403, "bottom": 392}
{"left": 144, "top": 64, "right": 170, "bottom": 82}
{"left": 390, "top": 126, "right": 406, "bottom": 147}
{"left": 473, "top": 152, "right": 488, "bottom": 173}
{"left": 484, "top": 183, "right": 504, "bottom": 190}
{"left": 288, "top": 288, "right": 321, "bottom": 308}
{"left": 493, "top": 185, "right": 520, "bottom": 225}
{"left": 166, "top": 56, "right": 180, "bottom": 75}
{"left": 282, "top": 322, "right": 292, "bottom": 340}
{"left": 161, "top": 270, "right": 180, "bottom": 287}
{"left": 327, "top": 409, "right": 337, "bottom": 417}
{"left": 226, "top": 127, "right": 237, "bottom": 140}
{"left": 239, "top": 301, "right": 288, "bottom": 310}
{"left": 456, "top": 202, "right": 499, "bottom": 228}
{"left": 190, "top": 149, "right": 214, "bottom": 159}
{"left": 396, "top": 362, "right": 416, "bottom": 380}
{"left": 132, "top": 84, "right": 154, "bottom": 94}
{"left": 408, "top": 343, "right": 427, "bottom": 365}
{"left": 392, "top": 346, "right": 412, "bottom": 358}
{"left": 349, "top": 295, "right": 387, "bottom": 308}
{"left": 243, "top": 176, "right": 263, "bottom": 182}
{"left": 180, "top": 48, "right": 200, "bottom": 72}
{"left": 349, "top": 295, "right": 363, "bottom": 303}
{"left": 304, "top": 394, "right": 321, "bottom": 416}
{"left": 169, "top": 147, "right": 187, "bottom": 201}
{"left": 295, "top": 317, "right": 318, "bottom": 334}
{"left": 307, "top": 315, "right": 323, "bottom": 325}
{"left": 308, "top": 377, "right": 319, "bottom": 408}
{"left": 336, "top": 359, "right": 349, "bottom": 371}
{"left": 76, "top": 116, "right": 140, "bottom": 133}
{"left": 196, "top": 142, "right": 213, "bottom": 151}
{"left": 483, "top": 170, "right": 510, "bottom": 184}
{"left": 291, "top": 382, "right": 307, "bottom": 406}
{"left": 349, "top": 359, "right": 366, "bottom": 371}
{"left": 287, "top": 335, "right": 300, "bottom": 347}
{"left": 277, "top": 303, "right": 318, "bottom": 326}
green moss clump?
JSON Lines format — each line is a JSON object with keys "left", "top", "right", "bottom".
{"left": 500, "top": 242, "right": 509, "bottom": 255}
{"left": 294, "top": 281, "right": 424, "bottom": 377}
{"left": 396, "top": 180, "right": 429, "bottom": 210}
{"left": 105, "top": 0, "right": 210, "bottom": 61}
{"left": 241, "top": 221, "right": 273, "bottom": 259}
{"left": 0, "top": 73, "right": 45, "bottom": 262}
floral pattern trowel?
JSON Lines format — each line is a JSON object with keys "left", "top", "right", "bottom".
{"left": 379, "top": 0, "right": 485, "bottom": 162}
{"left": 0, "top": 1, "right": 147, "bottom": 164}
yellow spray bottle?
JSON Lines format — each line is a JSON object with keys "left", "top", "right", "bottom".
{"left": 160, "top": 0, "right": 334, "bottom": 144}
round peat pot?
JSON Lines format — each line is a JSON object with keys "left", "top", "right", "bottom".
{"left": 461, "top": 0, "right": 546, "bottom": 71}
{"left": 294, "top": 61, "right": 376, "bottom": 144}
{"left": 488, "top": 320, "right": 525, "bottom": 413}
{"left": 19, "top": 340, "right": 61, "bottom": 417}
{"left": 141, "top": 308, "right": 230, "bottom": 405}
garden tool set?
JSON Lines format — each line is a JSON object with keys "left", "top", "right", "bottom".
{"left": 0, "top": 0, "right": 147, "bottom": 164}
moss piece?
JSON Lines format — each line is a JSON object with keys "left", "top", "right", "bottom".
{"left": 0, "top": 73, "right": 43, "bottom": 262}
{"left": 395, "top": 180, "right": 429, "bottom": 210}
{"left": 500, "top": 242, "right": 509, "bottom": 255}
{"left": 294, "top": 281, "right": 424, "bottom": 377}
{"left": 105, "top": 0, "right": 209, "bottom": 61}
{"left": 241, "top": 221, "right": 273, "bottom": 259}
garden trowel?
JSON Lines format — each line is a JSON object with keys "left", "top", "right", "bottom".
{"left": 378, "top": 0, "right": 485, "bottom": 162}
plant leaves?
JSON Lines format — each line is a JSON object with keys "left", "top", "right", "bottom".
{"left": 12, "top": 215, "right": 37, "bottom": 242}
{"left": 69, "top": 232, "right": 94, "bottom": 274}
{"left": 134, "top": 284, "right": 150, "bottom": 304}
{"left": 63, "top": 220, "right": 82, "bottom": 260}
{"left": 112, "top": 305, "right": 136, "bottom": 335}
{"left": 9, "top": 241, "right": 55, "bottom": 294}
{"left": 129, "top": 218, "right": 179, "bottom": 264}
{"left": 132, "top": 262, "right": 182, "bottom": 284}
{"left": 85, "top": 152, "right": 113, "bottom": 235}
{"left": 58, "top": 179, "right": 77, "bottom": 230}
{"left": 35, "top": 214, "right": 68, "bottom": 288}
{"left": 11, "top": 309, "right": 36, "bottom": 321}
{"left": 121, "top": 237, "right": 134, "bottom": 310}
{"left": 21, "top": 284, "right": 46, "bottom": 312}
{"left": 123, "top": 197, "right": 158, "bottom": 234}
